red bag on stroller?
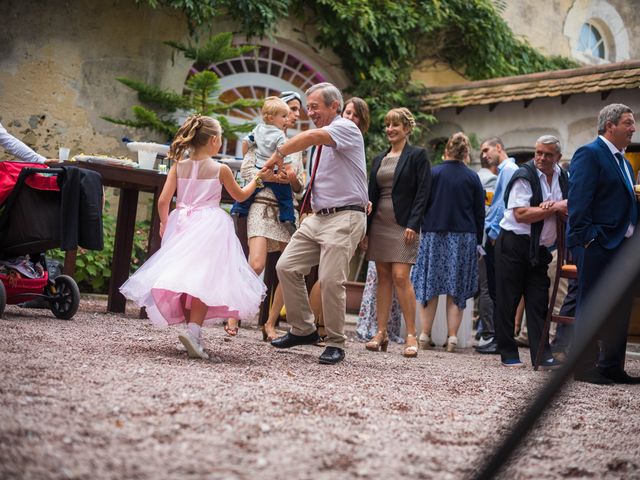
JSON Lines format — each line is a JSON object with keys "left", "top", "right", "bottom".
{"left": 0, "top": 162, "right": 83, "bottom": 319}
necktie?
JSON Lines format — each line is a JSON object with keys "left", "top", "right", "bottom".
{"left": 615, "top": 152, "right": 638, "bottom": 227}
{"left": 614, "top": 152, "right": 633, "bottom": 191}
{"left": 300, "top": 145, "right": 322, "bottom": 214}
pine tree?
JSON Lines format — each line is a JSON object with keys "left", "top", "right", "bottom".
{"left": 102, "top": 32, "right": 263, "bottom": 140}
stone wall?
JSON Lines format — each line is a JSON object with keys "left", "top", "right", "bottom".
{"left": 0, "top": 0, "right": 192, "bottom": 160}
{"left": 0, "top": 1, "right": 349, "bottom": 162}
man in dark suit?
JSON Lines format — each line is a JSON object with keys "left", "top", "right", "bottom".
{"left": 568, "top": 103, "right": 639, "bottom": 385}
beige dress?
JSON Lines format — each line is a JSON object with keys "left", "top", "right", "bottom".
{"left": 240, "top": 148, "right": 305, "bottom": 253}
{"left": 367, "top": 154, "right": 419, "bottom": 264}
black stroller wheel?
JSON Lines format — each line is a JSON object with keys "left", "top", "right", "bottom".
{"left": 0, "top": 282, "right": 5, "bottom": 318}
{"left": 47, "top": 275, "right": 80, "bottom": 320}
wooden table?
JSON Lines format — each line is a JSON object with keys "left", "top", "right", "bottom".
{"left": 63, "top": 161, "right": 167, "bottom": 313}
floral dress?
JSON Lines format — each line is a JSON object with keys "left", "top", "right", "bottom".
{"left": 240, "top": 148, "right": 305, "bottom": 252}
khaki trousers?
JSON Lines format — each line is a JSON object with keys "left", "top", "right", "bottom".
{"left": 276, "top": 210, "right": 366, "bottom": 348}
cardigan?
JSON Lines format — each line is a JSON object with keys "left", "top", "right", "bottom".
{"left": 421, "top": 160, "right": 485, "bottom": 246}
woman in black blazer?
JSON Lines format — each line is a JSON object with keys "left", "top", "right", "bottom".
{"left": 362, "top": 107, "right": 431, "bottom": 357}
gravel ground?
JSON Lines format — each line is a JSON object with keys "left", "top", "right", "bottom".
{"left": 1, "top": 298, "right": 639, "bottom": 480}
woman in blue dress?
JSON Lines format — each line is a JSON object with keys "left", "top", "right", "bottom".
{"left": 411, "top": 132, "right": 485, "bottom": 352}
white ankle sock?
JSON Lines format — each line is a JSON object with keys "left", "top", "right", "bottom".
{"left": 419, "top": 332, "right": 431, "bottom": 342}
{"left": 187, "top": 323, "right": 202, "bottom": 343}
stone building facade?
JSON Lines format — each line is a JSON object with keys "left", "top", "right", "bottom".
{"left": 1, "top": 0, "right": 639, "bottom": 162}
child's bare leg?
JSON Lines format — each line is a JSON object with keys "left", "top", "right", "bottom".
{"left": 189, "top": 297, "right": 206, "bottom": 327}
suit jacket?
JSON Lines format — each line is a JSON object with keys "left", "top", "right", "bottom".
{"left": 568, "top": 137, "right": 638, "bottom": 250}
{"left": 58, "top": 166, "right": 104, "bottom": 251}
{"left": 368, "top": 142, "right": 431, "bottom": 233}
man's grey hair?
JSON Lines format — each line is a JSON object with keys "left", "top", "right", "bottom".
{"left": 535, "top": 135, "right": 562, "bottom": 154}
{"left": 306, "top": 82, "right": 344, "bottom": 113}
{"left": 597, "top": 103, "right": 633, "bottom": 134}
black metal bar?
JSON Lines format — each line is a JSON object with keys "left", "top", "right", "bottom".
{"left": 473, "top": 233, "right": 640, "bottom": 479}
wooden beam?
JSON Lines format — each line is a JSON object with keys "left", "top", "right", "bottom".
{"left": 456, "top": 106, "right": 465, "bottom": 115}
{"left": 489, "top": 102, "right": 498, "bottom": 112}
{"left": 601, "top": 90, "right": 612, "bottom": 100}
{"left": 561, "top": 94, "right": 571, "bottom": 104}
{"left": 523, "top": 99, "right": 534, "bottom": 108}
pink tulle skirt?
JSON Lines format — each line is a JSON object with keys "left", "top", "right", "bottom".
{"left": 120, "top": 206, "right": 266, "bottom": 327}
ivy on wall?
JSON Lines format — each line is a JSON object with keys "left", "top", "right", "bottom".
{"left": 137, "top": 0, "right": 579, "bottom": 158}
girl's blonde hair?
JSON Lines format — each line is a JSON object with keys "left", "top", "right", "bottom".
{"left": 168, "top": 115, "right": 221, "bottom": 161}
{"left": 445, "top": 132, "right": 471, "bottom": 163}
{"left": 345, "top": 97, "right": 371, "bottom": 134}
{"left": 261, "top": 96, "right": 289, "bottom": 122}
{"left": 384, "top": 107, "right": 416, "bottom": 132}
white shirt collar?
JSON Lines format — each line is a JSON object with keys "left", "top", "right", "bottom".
{"left": 535, "top": 163, "right": 561, "bottom": 179}
{"left": 599, "top": 135, "right": 625, "bottom": 156}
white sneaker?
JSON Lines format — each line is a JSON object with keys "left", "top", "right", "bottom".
{"left": 477, "top": 336, "right": 494, "bottom": 348}
{"left": 446, "top": 336, "right": 458, "bottom": 353}
{"left": 178, "top": 332, "right": 209, "bottom": 360}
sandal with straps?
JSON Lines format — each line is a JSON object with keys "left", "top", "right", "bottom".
{"left": 365, "top": 331, "right": 389, "bottom": 352}
{"left": 224, "top": 319, "right": 241, "bottom": 337}
{"left": 403, "top": 333, "right": 418, "bottom": 358}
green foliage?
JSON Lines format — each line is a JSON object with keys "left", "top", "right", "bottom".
{"left": 48, "top": 215, "right": 149, "bottom": 294}
{"left": 103, "top": 32, "right": 263, "bottom": 141}
{"left": 115, "top": 77, "right": 189, "bottom": 111}
{"left": 103, "top": 106, "right": 179, "bottom": 138}
{"left": 165, "top": 32, "right": 257, "bottom": 67}
{"left": 420, "top": 1, "right": 579, "bottom": 80}
{"left": 137, "top": 0, "right": 579, "bottom": 158}
{"left": 136, "top": 0, "right": 289, "bottom": 35}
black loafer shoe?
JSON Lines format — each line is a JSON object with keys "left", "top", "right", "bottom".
{"left": 601, "top": 368, "right": 640, "bottom": 384}
{"left": 271, "top": 331, "right": 320, "bottom": 349}
{"left": 574, "top": 368, "right": 614, "bottom": 385}
{"left": 318, "top": 346, "right": 345, "bottom": 364}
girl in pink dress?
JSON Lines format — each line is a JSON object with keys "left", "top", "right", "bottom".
{"left": 120, "top": 115, "right": 266, "bottom": 359}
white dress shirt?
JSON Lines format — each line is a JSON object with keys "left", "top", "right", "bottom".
{"left": 0, "top": 121, "right": 46, "bottom": 163}
{"left": 500, "top": 163, "right": 563, "bottom": 247}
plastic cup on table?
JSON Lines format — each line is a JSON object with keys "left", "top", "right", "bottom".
{"left": 137, "top": 150, "right": 157, "bottom": 170}
{"left": 58, "top": 147, "right": 70, "bottom": 161}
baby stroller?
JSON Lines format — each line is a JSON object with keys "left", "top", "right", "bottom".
{"left": 0, "top": 162, "right": 101, "bottom": 319}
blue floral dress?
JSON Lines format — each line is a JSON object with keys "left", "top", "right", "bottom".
{"left": 355, "top": 262, "right": 404, "bottom": 343}
{"left": 411, "top": 231, "right": 478, "bottom": 309}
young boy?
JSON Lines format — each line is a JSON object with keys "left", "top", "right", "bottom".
{"left": 231, "top": 97, "right": 296, "bottom": 233}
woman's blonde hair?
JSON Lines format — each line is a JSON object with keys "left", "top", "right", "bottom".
{"left": 167, "top": 115, "right": 221, "bottom": 161}
{"left": 445, "top": 132, "right": 471, "bottom": 163}
{"left": 261, "top": 96, "right": 289, "bottom": 122}
{"left": 384, "top": 107, "right": 416, "bottom": 132}
{"left": 345, "top": 97, "right": 370, "bottom": 134}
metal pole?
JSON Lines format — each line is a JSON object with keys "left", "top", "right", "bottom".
{"left": 473, "top": 233, "right": 640, "bottom": 480}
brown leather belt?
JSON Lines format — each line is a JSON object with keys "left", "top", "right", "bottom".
{"left": 315, "top": 205, "right": 365, "bottom": 215}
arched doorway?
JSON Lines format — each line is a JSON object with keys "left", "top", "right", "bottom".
{"left": 188, "top": 41, "right": 330, "bottom": 158}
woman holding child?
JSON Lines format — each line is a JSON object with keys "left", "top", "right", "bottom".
{"left": 228, "top": 91, "right": 305, "bottom": 338}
